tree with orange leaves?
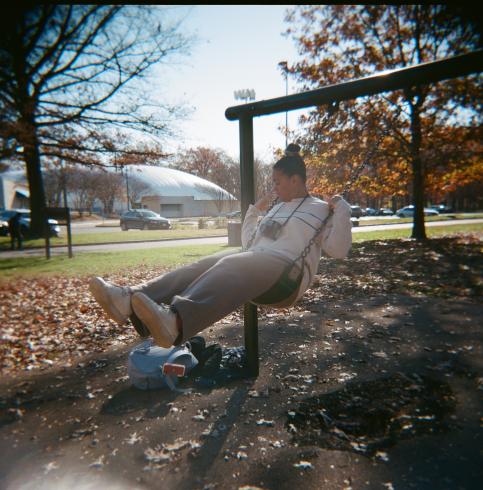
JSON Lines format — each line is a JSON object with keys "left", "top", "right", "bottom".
{"left": 284, "top": 5, "right": 480, "bottom": 238}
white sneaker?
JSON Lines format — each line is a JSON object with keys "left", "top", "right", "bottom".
{"left": 89, "top": 276, "right": 132, "bottom": 325}
{"left": 131, "top": 293, "right": 178, "bottom": 348}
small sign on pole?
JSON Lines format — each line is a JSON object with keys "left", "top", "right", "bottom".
{"left": 44, "top": 207, "right": 73, "bottom": 259}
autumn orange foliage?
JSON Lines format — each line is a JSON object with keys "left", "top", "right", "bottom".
{"left": 284, "top": 5, "right": 481, "bottom": 210}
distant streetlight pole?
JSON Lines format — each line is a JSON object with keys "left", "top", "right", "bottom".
{"left": 124, "top": 166, "right": 130, "bottom": 210}
{"left": 234, "top": 88, "right": 256, "bottom": 104}
{"left": 278, "top": 61, "right": 289, "bottom": 147}
{"left": 59, "top": 159, "right": 68, "bottom": 209}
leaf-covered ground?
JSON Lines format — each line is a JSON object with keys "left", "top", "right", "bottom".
{"left": 1, "top": 235, "right": 481, "bottom": 376}
{"left": 0, "top": 235, "right": 481, "bottom": 490}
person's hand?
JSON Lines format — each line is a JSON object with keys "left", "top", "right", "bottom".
{"left": 254, "top": 193, "right": 276, "bottom": 212}
{"left": 328, "top": 194, "right": 342, "bottom": 211}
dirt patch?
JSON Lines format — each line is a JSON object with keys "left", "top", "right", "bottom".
{"left": 286, "top": 372, "right": 457, "bottom": 456}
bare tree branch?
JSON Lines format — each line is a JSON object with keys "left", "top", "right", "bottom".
{"left": 0, "top": 5, "right": 194, "bottom": 234}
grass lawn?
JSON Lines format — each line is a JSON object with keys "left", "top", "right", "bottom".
{"left": 358, "top": 213, "right": 483, "bottom": 226}
{"left": 353, "top": 222, "right": 483, "bottom": 242}
{"left": 1, "top": 214, "right": 482, "bottom": 251}
{"left": 0, "top": 222, "right": 481, "bottom": 280}
{"left": 0, "top": 243, "right": 232, "bottom": 279}
{"left": 0, "top": 227, "right": 227, "bottom": 250}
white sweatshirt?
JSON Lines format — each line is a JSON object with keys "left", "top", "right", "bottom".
{"left": 241, "top": 195, "right": 352, "bottom": 302}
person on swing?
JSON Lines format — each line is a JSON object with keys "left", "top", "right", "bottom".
{"left": 89, "top": 143, "right": 352, "bottom": 348}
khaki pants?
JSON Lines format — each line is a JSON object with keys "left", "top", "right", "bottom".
{"left": 133, "top": 249, "right": 288, "bottom": 341}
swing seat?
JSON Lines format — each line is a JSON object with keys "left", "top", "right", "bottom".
{"left": 252, "top": 264, "right": 303, "bottom": 308}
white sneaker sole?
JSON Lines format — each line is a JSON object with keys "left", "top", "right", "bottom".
{"left": 89, "top": 277, "right": 128, "bottom": 325}
{"left": 131, "top": 293, "right": 177, "bottom": 348}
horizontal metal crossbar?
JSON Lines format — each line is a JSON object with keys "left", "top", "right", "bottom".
{"left": 225, "top": 50, "right": 483, "bottom": 121}
{"left": 227, "top": 49, "right": 482, "bottom": 378}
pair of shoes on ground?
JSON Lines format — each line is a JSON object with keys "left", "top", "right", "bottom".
{"left": 88, "top": 277, "right": 178, "bottom": 348}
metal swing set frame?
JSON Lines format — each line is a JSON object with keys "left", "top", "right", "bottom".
{"left": 224, "top": 49, "right": 483, "bottom": 377}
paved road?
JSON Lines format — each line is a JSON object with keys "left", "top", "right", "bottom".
{"left": 71, "top": 215, "right": 400, "bottom": 233}
{"left": 71, "top": 218, "right": 222, "bottom": 233}
{"left": 1, "top": 219, "right": 482, "bottom": 258}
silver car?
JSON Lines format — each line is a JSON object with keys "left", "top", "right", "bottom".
{"left": 396, "top": 206, "right": 439, "bottom": 218}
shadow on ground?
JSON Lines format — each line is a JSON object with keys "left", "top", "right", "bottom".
{"left": 0, "top": 236, "right": 482, "bottom": 489}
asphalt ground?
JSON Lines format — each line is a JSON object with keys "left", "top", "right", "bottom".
{"left": 0, "top": 293, "right": 481, "bottom": 490}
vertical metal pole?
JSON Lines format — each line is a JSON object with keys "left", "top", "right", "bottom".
{"left": 62, "top": 162, "right": 73, "bottom": 258}
{"left": 277, "top": 61, "right": 289, "bottom": 148}
{"left": 239, "top": 115, "right": 259, "bottom": 377}
{"left": 66, "top": 209, "right": 73, "bottom": 258}
{"left": 285, "top": 71, "right": 288, "bottom": 147}
{"left": 125, "top": 166, "right": 130, "bottom": 211}
{"left": 45, "top": 218, "right": 50, "bottom": 259}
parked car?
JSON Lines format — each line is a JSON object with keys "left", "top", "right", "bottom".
{"left": 430, "top": 204, "right": 453, "bottom": 213}
{"left": 377, "top": 207, "right": 394, "bottom": 216}
{"left": 0, "top": 218, "right": 9, "bottom": 236}
{"left": 364, "top": 207, "right": 377, "bottom": 216}
{"left": 350, "top": 205, "right": 363, "bottom": 218}
{"left": 396, "top": 205, "right": 439, "bottom": 218}
{"left": 120, "top": 209, "right": 171, "bottom": 230}
{"left": 0, "top": 209, "right": 60, "bottom": 237}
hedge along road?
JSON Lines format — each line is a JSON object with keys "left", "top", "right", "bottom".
{"left": 1, "top": 219, "right": 482, "bottom": 258}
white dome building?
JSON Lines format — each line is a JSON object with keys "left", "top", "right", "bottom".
{"left": 124, "top": 165, "right": 238, "bottom": 218}
{"left": 0, "top": 165, "right": 239, "bottom": 218}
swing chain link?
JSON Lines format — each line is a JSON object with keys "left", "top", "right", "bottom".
{"left": 244, "top": 108, "right": 398, "bottom": 255}
{"left": 271, "top": 121, "right": 393, "bottom": 268}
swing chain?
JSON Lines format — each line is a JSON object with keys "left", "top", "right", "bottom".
{"left": 245, "top": 108, "right": 398, "bottom": 255}
{"left": 293, "top": 121, "right": 392, "bottom": 267}
{"left": 340, "top": 129, "right": 386, "bottom": 197}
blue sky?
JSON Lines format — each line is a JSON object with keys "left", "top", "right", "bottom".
{"left": 156, "top": 5, "right": 305, "bottom": 162}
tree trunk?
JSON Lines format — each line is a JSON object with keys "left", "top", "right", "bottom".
{"left": 24, "top": 152, "right": 46, "bottom": 237}
{"left": 21, "top": 114, "right": 47, "bottom": 237}
{"left": 409, "top": 100, "right": 427, "bottom": 240}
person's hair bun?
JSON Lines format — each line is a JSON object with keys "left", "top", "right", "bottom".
{"left": 285, "top": 143, "right": 301, "bottom": 156}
